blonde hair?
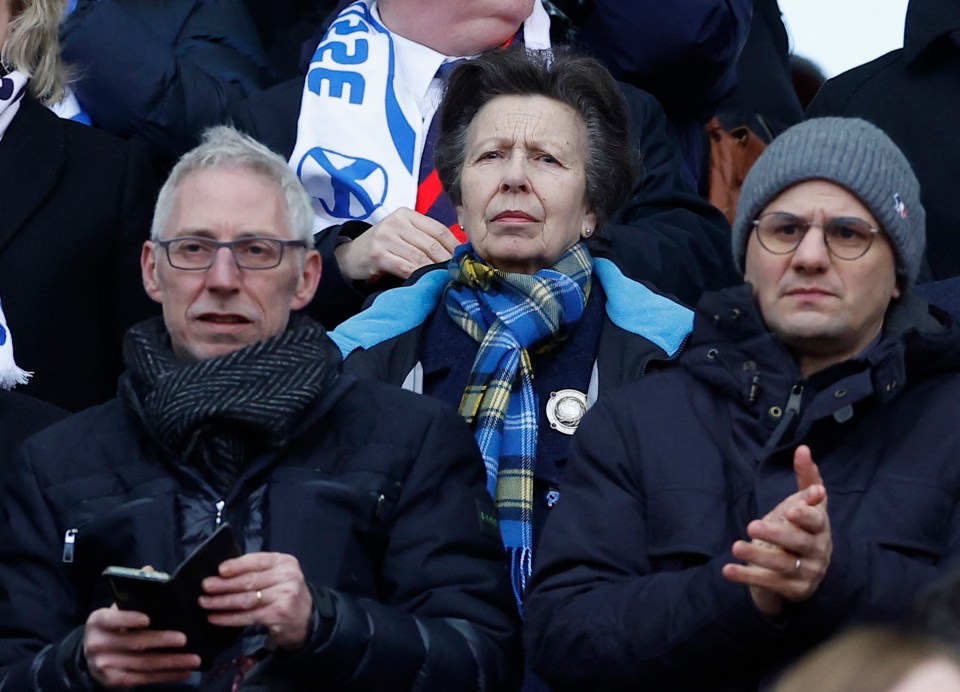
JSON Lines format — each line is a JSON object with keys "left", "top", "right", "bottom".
{"left": 2, "top": 0, "right": 70, "bottom": 104}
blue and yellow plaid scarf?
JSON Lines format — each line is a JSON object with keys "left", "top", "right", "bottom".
{"left": 445, "top": 242, "right": 593, "bottom": 612}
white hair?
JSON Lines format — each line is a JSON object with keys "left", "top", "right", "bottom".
{"left": 151, "top": 126, "right": 315, "bottom": 245}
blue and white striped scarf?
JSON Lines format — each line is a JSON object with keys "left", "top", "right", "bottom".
{"left": 288, "top": 0, "right": 551, "bottom": 234}
{"left": 445, "top": 242, "right": 592, "bottom": 611}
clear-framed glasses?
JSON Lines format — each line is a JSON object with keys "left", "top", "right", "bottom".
{"left": 157, "top": 236, "right": 308, "bottom": 270}
{"left": 752, "top": 212, "right": 881, "bottom": 261}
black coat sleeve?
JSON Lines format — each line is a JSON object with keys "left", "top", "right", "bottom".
{"left": 100, "top": 139, "right": 160, "bottom": 390}
{"left": 258, "top": 399, "right": 521, "bottom": 690}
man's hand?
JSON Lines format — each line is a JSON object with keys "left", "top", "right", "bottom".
{"left": 334, "top": 208, "right": 460, "bottom": 283}
{"left": 199, "top": 552, "right": 313, "bottom": 651}
{"left": 722, "top": 445, "right": 833, "bottom": 616}
{"left": 83, "top": 606, "right": 200, "bottom": 688}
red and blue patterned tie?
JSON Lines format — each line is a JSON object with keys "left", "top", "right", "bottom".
{"left": 416, "top": 60, "right": 467, "bottom": 242}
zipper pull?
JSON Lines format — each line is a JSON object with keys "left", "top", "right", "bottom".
{"left": 784, "top": 383, "right": 804, "bottom": 416}
{"left": 62, "top": 528, "right": 78, "bottom": 563}
{"left": 215, "top": 500, "right": 225, "bottom": 526}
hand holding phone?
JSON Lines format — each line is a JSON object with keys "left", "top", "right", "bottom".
{"left": 83, "top": 604, "right": 201, "bottom": 689}
{"left": 102, "top": 523, "right": 241, "bottom": 664}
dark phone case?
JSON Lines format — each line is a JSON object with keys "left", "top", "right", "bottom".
{"left": 104, "top": 523, "right": 241, "bottom": 666}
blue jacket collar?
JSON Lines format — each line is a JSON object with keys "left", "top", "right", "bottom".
{"left": 329, "top": 258, "right": 693, "bottom": 358}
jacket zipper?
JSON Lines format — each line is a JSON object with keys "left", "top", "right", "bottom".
{"left": 62, "top": 528, "right": 78, "bottom": 563}
{"left": 639, "top": 331, "right": 692, "bottom": 376}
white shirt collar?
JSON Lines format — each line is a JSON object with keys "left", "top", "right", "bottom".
{"left": 371, "top": 2, "right": 457, "bottom": 102}
{"left": 369, "top": 0, "right": 552, "bottom": 101}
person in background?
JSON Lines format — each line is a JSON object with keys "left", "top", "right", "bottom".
{"left": 232, "top": 0, "right": 738, "bottom": 327}
{"left": 774, "top": 628, "right": 960, "bottom": 692}
{"left": 60, "top": 0, "right": 273, "bottom": 169}
{"left": 525, "top": 118, "right": 960, "bottom": 689}
{"left": 0, "top": 0, "right": 158, "bottom": 411}
{"left": 557, "top": 0, "right": 752, "bottom": 189}
{"left": 0, "top": 126, "right": 518, "bottom": 690}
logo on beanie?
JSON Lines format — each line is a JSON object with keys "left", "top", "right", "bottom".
{"left": 893, "top": 193, "right": 909, "bottom": 219}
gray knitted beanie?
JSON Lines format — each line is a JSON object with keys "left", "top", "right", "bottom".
{"left": 731, "top": 117, "right": 925, "bottom": 285}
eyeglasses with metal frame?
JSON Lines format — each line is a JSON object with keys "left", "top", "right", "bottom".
{"left": 752, "top": 212, "right": 881, "bottom": 261}
{"left": 157, "top": 236, "right": 308, "bottom": 270}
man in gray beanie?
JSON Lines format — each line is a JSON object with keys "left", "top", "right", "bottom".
{"left": 525, "top": 117, "right": 960, "bottom": 690}
{"left": 732, "top": 116, "right": 926, "bottom": 287}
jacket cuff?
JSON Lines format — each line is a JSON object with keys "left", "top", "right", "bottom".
{"left": 269, "top": 584, "right": 337, "bottom": 662}
{"left": 54, "top": 625, "right": 98, "bottom": 691}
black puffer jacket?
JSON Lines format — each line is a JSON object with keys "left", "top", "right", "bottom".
{"left": 0, "top": 362, "right": 518, "bottom": 689}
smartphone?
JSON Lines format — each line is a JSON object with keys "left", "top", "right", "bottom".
{"left": 101, "top": 523, "right": 241, "bottom": 664}
{"left": 103, "top": 566, "right": 173, "bottom": 626}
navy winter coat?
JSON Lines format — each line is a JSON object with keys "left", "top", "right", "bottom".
{"left": 332, "top": 257, "right": 694, "bottom": 545}
{"left": 526, "top": 284, "right": 960, "bottom": 690}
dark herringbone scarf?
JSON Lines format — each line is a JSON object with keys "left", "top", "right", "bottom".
{"left": 445, "top": 242, "right": 592, "bottom": 612}
{"left": 119, "top": 314, "right": 340, "bottom": 496}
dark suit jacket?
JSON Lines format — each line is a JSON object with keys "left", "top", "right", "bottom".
{"left": 0, "top": 96, "right": 159, "bottom": 411}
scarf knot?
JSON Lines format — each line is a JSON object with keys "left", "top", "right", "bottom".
{"left": 444, "top": 242, "right": 593, "bottom": 612}
{"left": 119, "top": 314, "right": 341, "bottom": 497}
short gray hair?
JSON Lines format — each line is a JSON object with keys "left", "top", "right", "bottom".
{"left": 434, "top": 45, "right": 637, "bottom": 229}
{"left": 2, "top": 0, "right": 71, "bottom": 104}
{"left": 151, "top": 126, "right": 314, "bottom": 244}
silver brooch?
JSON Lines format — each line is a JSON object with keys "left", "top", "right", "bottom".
{"left": 546, "top": 389, "right": 588, "bottom": 436}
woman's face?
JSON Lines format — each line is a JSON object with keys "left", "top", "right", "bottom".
{"left": 456, "top": 94, "right": 596, "bottom": 274}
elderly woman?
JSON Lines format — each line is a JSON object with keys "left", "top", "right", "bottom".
{"left": 331, "top": 45, "right": 693, "bottom": 610}
{"left": 0, "top": 0, "right": 156, "bottom": 411}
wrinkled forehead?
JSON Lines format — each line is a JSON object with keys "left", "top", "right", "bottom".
{"left": 164, "top": 167, "right": 293, "bottom": 240}
{"left": 467, "top": 95, "right": 587, "bottom": 151}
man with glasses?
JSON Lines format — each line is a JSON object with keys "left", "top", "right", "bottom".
{"left": 0, "top": 126, "right": 518, "bottom": 690}
{"left": 525, "top": 118, "right": 960, "bottom": 690}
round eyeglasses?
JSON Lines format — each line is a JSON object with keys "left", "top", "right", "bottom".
{"left": 157, "top": 236, "right": 308, "bottom": 270}
{"left": 752, "top": 212, "right": 881, "bottom": 261}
